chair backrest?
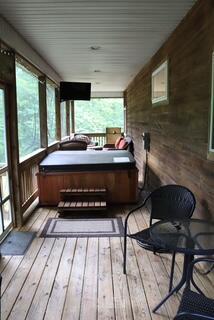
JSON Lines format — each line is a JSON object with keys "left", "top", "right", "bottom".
{"left": 116, "top": 136, "right": 134, "bottom": 155}
{"left": 149, "top": 185, "right": 196, "bottom": 223}
{"left": 125, "top": 136, "right": 134, "bottom": 155}
{"left": 117, "top": 138, "right": 129, "bottom": 150}
{"left": 59, "top": 140, "right": 87, "bottom": 150}
{"left": 115, "top": 136, "right": 123, "bottom": 148}
{"left": 72, "top": 134, "right": 91, "bottom": 145}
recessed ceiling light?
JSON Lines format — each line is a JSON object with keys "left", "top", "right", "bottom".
{"left": 90, "top": 46, "right": 101, "bottom": 51}
{"left": 94, "top": 70, "right": 101, "bottom": 73}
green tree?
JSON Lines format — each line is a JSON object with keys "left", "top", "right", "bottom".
{"left": 16, "top": 64, "right": 40, "bottom": 158}
{"left": 75, "top": 98, "right": 124, "bottom": 133}
{"left": 0, "top": 89, "right": 7, "bottom": 166}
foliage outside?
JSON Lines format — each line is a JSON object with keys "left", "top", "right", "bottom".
{"left": 1, "top": 65, "right": 124, "bottom": 163}
{"left": 0, "top": 89, "right": 7, "bottom": 167}
{"left": 47, "top": 83, "right": 56, "bottom": 145}
{"left": 16, "top": 63, "right": 40, "bottom": 159}
{"left": 61, "top": 102, "right": 67, "bottom": 138}
{"left": 75, "top": 98, "right": 124, "bottom": 133}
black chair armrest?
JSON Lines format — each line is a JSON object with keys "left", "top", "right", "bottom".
{"left": 174, "top": 312, "right": 214, "bottom": 319}
{"left": 124, "top": 193, "right": 151, "bottom": 236}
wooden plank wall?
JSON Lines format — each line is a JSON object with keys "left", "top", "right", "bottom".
{"left": 124, "top": 0, "right": 214, "bottom": 219}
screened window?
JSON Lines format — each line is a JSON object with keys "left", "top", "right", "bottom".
{"left": 75, "top": 98, "right": 124, "bottom": 133}
{"left": 209, "top": 53, "right": 214, "bottom": 155}
{"left": 61, "top": 102, "right": 67, "bottom": 138}
{"left": 0, "top": 89, "right": 7, "bottom": 168}
{"left": 47, "top": 83, "right": 56, "bottom": 144}
{"left": 16, "top": 63, "right": 40, "bottom": 159}
{"left": 0, "top": 86, "right": 13, "bottom": 234}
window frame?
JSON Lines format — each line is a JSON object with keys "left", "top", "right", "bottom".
{"left": 151, "top": 60, "right": 169, "bottom": 105}
{"left": 208, "top": 52, "right": 214, "bottom": 160}
{"left": 0, "top": 83, "right": 13, "bottom": 238}
{"left": 60, "top": 101, "right": 67, "bottom": 139}
{"left": 46, "top": 80, "right": 57, "bottom": 146}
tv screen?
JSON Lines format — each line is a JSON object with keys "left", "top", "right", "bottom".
{"left": 60, "top": 82, "right": 91, "bottom": 101}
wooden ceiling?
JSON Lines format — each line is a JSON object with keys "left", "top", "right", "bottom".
{"left": 0, "top": 0, "right": 196, "bottom": 94}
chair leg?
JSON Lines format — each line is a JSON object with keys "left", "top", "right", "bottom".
{"left": 0, "top": 274, "right": 2, "bottom": 317}
{"left": 169, "top": 252, "right": 176, "bottom": 292}
{"left": 123, "top": 235, "right": 127, "bottom": 274}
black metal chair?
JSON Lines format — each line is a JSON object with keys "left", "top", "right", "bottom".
{"left": 0, "top": 273, "right": 2, "bottom": 316}
{"left": 123, "top": 185, "right": 196, "bottom": 291}
{"left": 174, "top": 257, "right": 214, "bottom": 319}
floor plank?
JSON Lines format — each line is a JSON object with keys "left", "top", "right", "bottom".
{"left": 98, "top": 237, "right": 115, "bottom": 320}
{"left": 44, "top": 238, "right": 76, "bottom": 320}
{"left": 26, "top": 238, "right": 66, "bottom": 320}
{"left": 27, "top": 208, "right": 51, "bottom": 234}
{"left": 1, "top": 256, "right": 23, "bottom": 295}
{"left": 1, "top": 206, "right": 213, "bottom": 320}
{"left": 0, "top": 256, "right": 12, "bottom": 273}
{"left": 111, "top": 237, "right": 133, "bottom": 320}
{"left": 134, "top": 209, "right": 180, "bottom": 318}
{"left": 80, "top": 238, "right": 99, "bottom": 320}
{"left": 36, "top": 209, "right": 58, "bottom": 236}
{"left": 125, "top": 234, "right": 152, "bottom": 320}
{"left": 127, "top": 213, "right": 169, "bottom": 319}
{"left": 9, "top": 238, "right": 55, "bottom": 320}
{"left": 62, "top": 238, "right": 87, "bottom": 320}
{"left": 20, "top": 207, "right": 44, "bottom": 232}
{"left": 2, "top": 238, "right": 44, "bottom": 320}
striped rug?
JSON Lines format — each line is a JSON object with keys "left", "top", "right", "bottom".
{"left": 40, "top": 217, "right": 124, "bottom": 238}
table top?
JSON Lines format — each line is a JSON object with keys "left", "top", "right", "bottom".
{"left": 150, "top": 218, "right": 214, "bottom": 255}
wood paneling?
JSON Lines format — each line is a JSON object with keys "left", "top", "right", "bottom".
{"left": 125, "top": 0, "right": 214, "bottom": 218}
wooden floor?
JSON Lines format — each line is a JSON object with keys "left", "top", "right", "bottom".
{"left": 0, "top": 206, "right": 213, "bottom": 320}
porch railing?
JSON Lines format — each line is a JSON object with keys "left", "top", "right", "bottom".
{"left": 84, "top": 133, "right": 106, "bottom": 146}
{"left": 0, "top": 166, "right": 9, "bottom": 199}
{"left": 19, "top": 150, "right": 46, "bottom": 213}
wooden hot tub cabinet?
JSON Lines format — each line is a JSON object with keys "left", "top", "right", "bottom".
{"left": 37, "top": 168, "right": 138, "bottom": 205}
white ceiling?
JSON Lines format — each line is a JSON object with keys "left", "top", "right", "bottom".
{"left": 0, "top": 0, "right": 196, "bottom": 94}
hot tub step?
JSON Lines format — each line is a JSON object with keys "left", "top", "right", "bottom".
{"left": 60, "top": 187, "right": 107, "bottom": 197}
{"left": 58, "top": 201, "right": 107, "bottom": 212}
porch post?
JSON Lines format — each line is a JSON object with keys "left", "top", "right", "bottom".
{"left": 39, "top": 76, "right": 48, "bottom": 148}
{"left": 55, "top": 87, "right": 61, "bottom": 141}
{"left": 70, "top": 100, "right": 75, "bottom": 133}
{"left": 1, "top": 50, "right": 23, "bottom": 227}
{"left": 66, "top": 100, "right": 70, "bottom": 136}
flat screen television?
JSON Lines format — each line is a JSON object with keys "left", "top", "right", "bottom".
{"left": 60, "top": 82, "right": 91, "bottom": 101}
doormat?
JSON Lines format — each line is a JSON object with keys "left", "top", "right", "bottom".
{"left": 0, "top": 231, "right": 36, "bottom": 255}
{"left": 40, "top": 217, "right": 124, "bottom": 238}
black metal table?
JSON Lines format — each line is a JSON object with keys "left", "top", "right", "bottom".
{"left": 150, "top": 218, "right": 214, "bottom": 312}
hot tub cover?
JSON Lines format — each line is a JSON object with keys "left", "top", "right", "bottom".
{"left": 39, "top": 150, "right": 136, "bottom": 172}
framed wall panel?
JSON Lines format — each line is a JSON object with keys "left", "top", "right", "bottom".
{"left": 151, "top": 60, "right": 168, "bottom": 105}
